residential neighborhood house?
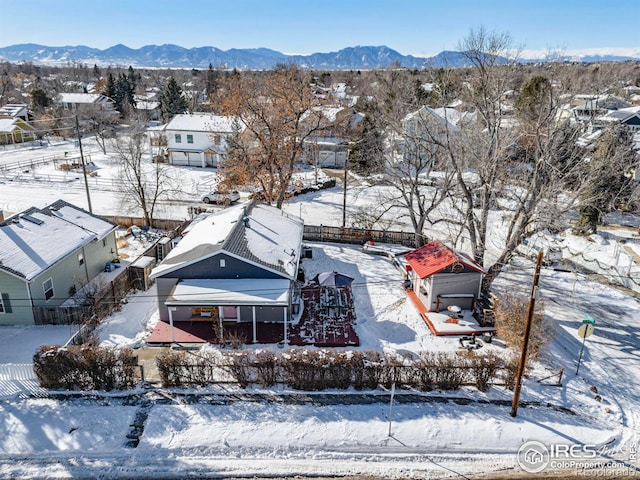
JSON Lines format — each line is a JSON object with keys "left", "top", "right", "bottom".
{"left": 159, "top": 113, "right": 240, "bottom": 168}
{"left": 404, "top": 240, "right": 486, "bottom": 313}
{"left": 0, "top": 200, "right": 118, "bottom": 325}
{"left": 0, "top": 117, "right": 36, "bottom": 145}
{"left": 0, "top": 103, "right": 29, "bottom": 121}
{"left": 57, "top": 93, "right": 116, "bottom": 112}
{"left": 149, "top": 201, "right": 304, "bottom": 343}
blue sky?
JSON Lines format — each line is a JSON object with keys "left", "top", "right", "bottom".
{"left": 1, "top": 0, "right": 638, "bottom": 56}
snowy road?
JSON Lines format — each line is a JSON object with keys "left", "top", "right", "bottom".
{"left": 0, "top": 391, "right": 628, "bottom": 479}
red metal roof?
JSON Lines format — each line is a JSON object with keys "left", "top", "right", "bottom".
{"left": 404, "top": 241, "right": 485, "bottom": 278}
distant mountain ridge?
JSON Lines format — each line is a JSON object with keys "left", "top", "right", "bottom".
{"left": 0, "top": 43, "right": 637, "bottom": 70}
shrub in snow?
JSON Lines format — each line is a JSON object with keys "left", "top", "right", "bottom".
{"left": 155, "top": 348, "right": 507, "bottom": 392}
{"left": 493, "top": 292, "right": 552, "bottom": 362}
{"left": 156, "top": 350, "right": 227, "bottom": 387}
{"left": 465, "top": 351, "right": 503, "bottom": 392}
{"left": 33, "top": 345, "right": 138, "bottom": 390}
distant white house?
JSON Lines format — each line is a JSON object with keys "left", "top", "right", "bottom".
{"left": 161, "top": 113, "right": 241, "bottom": 168}
{"left": 303, "top": 106, "right": 363, "bottom": 168}
{"left": 596, "top": 106, "right": 640, "bottom": 131}
{"left": 572, "top": 94, "right": 631, "bottom": 122}
{"left": 57, "top": 93, "right": 116, "bottom": 112}
{"left": 400, "top": 105, "right": 477, "bottom": 164}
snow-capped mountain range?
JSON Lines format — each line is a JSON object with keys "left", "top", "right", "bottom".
{"left": 0, "top": 43, "right": 638, "bottom": 69}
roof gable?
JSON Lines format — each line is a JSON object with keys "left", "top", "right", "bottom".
{"left": 164, "top": 113, "right": 240, "bottom": 134}
{"left": 150, "top": 202, "right": 304, "bottom": 279}
{"left": 404, "top": 241, "right": 485, "bottom": 278}
{"left": 0, "top": 200, "right": 116, "bottom": 281}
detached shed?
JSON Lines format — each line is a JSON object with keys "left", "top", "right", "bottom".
{"left": 129, "top": 256, "right": 156, "bottom": 291}
{"left": 404, "top": 241, "right": 485, "bottom": 312}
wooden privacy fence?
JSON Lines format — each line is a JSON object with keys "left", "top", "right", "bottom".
{"left": 102, "top": 216, "right": 189, "bottom": 231}
{"left": 33, "top": 271, "right": 133, "bottom": 326}
{"left": 303, "top": 225, "right": 424, "bottom": 248}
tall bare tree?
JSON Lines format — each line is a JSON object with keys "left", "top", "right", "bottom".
{"left": 366, "top": 69, "right": 454, "bottom": 246}
{"left": 114, "top": 126, "right": 171, "bottom": 226}
{"left": 426, "top": 28, "right": 589, "bottom": 288}
{"left": 216, "top": 65, "right": 331, "bottom": 208}
{"left": 76, "top": 104, "right": 118, "bottom": 154}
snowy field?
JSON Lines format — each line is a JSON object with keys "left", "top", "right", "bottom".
{"left": 1, "top": 137, "right": 640, "bottom": 478}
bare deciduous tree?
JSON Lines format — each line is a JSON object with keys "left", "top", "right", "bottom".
{"left": 114, "top": 126, "right": 172, "bottom": 226}
{"left": 367, "top": 70, "right": 453, "bottom": 246}
{"left": 216, "top": 65, "right": 332, "bottom": 208}
{"left": 424, "top": 28, "right": 589, "bottom": 289}
{"left": 76, "top": 104, "right": 118, "bottom": 154}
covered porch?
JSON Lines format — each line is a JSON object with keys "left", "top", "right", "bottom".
{"left": 150, "top": 278, "right": 294, "bottom": 344}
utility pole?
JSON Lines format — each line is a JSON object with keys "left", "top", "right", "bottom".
{"left": 342, "top": 141, "right": 358, "bottom": 229}
{"left": 342, "top": 153, "right": 348, "bottom": 229}
{"left": 75, "top": 115, "right": 93, "bottom": 213}
{"left": 510, "top": 250, "right": 544, "bottom": 417}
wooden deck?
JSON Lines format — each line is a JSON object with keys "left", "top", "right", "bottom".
{"left": 405, "top": 288, "right": 496, "bottom": 336}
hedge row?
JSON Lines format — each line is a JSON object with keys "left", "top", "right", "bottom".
{"left": 33, "top": 345, "right": 139, "bottom": 391}
{"left": 157, "top": 349, "right": 519, "bottom": 392}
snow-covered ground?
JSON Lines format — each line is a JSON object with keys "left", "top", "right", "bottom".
{"left": 1, "top": 137, "right": 640, "bottom": 478}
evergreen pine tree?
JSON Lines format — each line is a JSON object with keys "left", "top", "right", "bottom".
{"left": 104, "top": 73, "right": 117, "bottom": 101}
{"left": 160, "top": 77, "right": 188, "bottom": 122}
{"left": 30, "top": 88, "right": 51, "bottom": 112}
{"left": 206, "top": 63, "right": 218, "bottom": 98}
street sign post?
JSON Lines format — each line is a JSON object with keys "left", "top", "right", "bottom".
{"left": 576, "top": 315, "right": 596, "bottom": 375}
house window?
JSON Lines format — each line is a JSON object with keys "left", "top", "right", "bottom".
{"left": 0, "top": 293, "right": 6, "bottom": 313}
{"left": 103, "top": 238, "right": 107, "bottom": 247}
{"left": 214, "top": 135, "right": 221, "bottom": 145}
{"left": 220, "top": 259, "right": 226, "bottom": 268}
{"left": 78, "top": 252, "right": 84, "bottom": 266}
{"left": 187, "top": 134, "right": 194, "bottom": 144}
{"left": 175, "top": 134, "right": 182, "bottom": 143}
{"left": 43, "top": 278, "right": 55, "bottom": 301}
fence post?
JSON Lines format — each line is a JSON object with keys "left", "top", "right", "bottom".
{"left": 111, "top": 281, "right": 117, "bottom": 309}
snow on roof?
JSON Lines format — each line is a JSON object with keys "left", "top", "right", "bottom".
{"left": 150, "top": 203, "right": 304, "bottom": 280}
{"left": 304, "top": 137, "right": 346, "bottom": 146}
{"left": 432, "top": 107, "right": 476, "bottom": 126}
{"left": 167, "top": 278, "right": 290, "bottom": 305}
{"left": 47, "top": 202, "right": 115, "bottom": 238}
{"left": 241, "top": 204, "right": 304, "bottom": 278}
{"left": 134, "top": 101, "right": 160, "bottom": 110}
{"left": 57, "top": 93, "right": 111, "bottom": 104}
{"left": 0, "top": 201, "right": 115, "bottom": 281}
{"left": 404, "top": 241, "right": 485, "bottom": 279}
{"left": 164, "top": 113, "right": 239, "bottom": 133}
{"left": 0, "top": 104, "right": 27, "bottom": 117}
{"left": 403, "top": 105, "right": 462, "bottom": 132}
{"left": 600, "top": 106, "right": 640, "bottom": 121}
{"left": 150, "top": 206, "right": 241, "bottom": 278}
{"left": 0, "top": 118, "right": 22, "bottom": 133}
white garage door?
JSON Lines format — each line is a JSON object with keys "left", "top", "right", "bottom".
{"left": 187, "top": 152, "right": 202, "bottom": 167}
{"left": 170, "top": 152, "right": 188, "bottom": 166}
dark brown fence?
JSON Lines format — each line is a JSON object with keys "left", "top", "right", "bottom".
{"left": 101, "top": 215, "right": 188, "bottom": 231}
{"left": 303, "top": 225, "right": 424, "bottom": 248}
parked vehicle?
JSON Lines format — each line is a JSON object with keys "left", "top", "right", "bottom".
{"left": 202, "top": 191, "right": 240, "bottom": 205}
